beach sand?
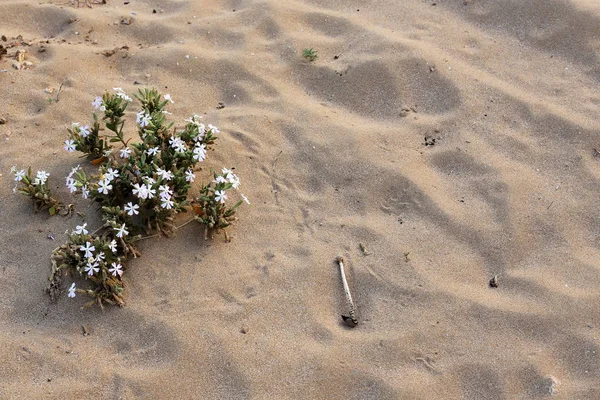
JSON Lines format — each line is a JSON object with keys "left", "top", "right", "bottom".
{"left": 1, "top": 0, "right": 600, "bottom": 398}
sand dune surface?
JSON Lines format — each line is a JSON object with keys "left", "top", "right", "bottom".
{"left": 1, "top": 0, "right": 600, "bottom": 398}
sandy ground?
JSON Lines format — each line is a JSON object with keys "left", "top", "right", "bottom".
{"left": 1, "top": 0, "right": 600, "bottom": 398}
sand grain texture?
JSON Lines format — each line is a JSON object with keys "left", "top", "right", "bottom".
{"left": 1, "top": 0, "right": 600, "bottom": 398}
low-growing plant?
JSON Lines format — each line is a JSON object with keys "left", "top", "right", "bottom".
{"left": 12, "top": 88, "right": 249, "bottom": 308}
{"left": 192, "top": 170, "right": 244, "bottom": 241}
{"left": 10, "top": 167, "right": 73, "bottom": 216}
{"left": 302, "top": 48, "right": 318, "bottom": 62}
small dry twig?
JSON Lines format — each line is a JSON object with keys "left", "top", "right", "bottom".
{"left": 336, "top": 256, "right": 358, "bottom": 328}
{"left": 359, "top": 243, "right": 370, "bottom": 256}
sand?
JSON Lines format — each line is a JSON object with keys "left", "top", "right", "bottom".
{"left": 1, "top": 0, "right": 600, "bottom": 398}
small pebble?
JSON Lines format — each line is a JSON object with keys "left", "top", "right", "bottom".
{"left": 544, "top": 376, "right": 559, "bottom": 395}
{"left": 489, "top": 275, "right": 499, "bottom": 288}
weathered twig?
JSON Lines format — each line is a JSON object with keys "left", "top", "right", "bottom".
{"left": 336, "top": 256, "right": 358, "bottom": 327}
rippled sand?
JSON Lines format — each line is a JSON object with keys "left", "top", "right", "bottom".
{"left": 1, "top": 0, "right": 600, "bottom": 398}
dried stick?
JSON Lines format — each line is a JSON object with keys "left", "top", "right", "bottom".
{"left": 336, "top": 256, "right": 358, "bottom": 327}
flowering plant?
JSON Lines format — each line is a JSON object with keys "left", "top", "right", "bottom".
{"left": 13, "top": 88, "right": 248, "bottom": 308}
{"left": 10, "top": 167, "right": 73, "bottom": 215}
{"left": 192, "top": 169, "right": 245, "bottom": 241}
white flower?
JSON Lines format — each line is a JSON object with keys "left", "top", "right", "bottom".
{"left": 132, "top": 183, "right": 148, "bottom": 199}
{"left": 13, "top": 169, "right": 25, "bottom": 181}
{"left": 81, "top": 185, "right": 90, "bottom": 199}
{"left": 80, "top": 242, "right": 95, "bottom": 258}
{"left": 119, "top": 147, "right": 132, "bottom": 159}
{"left": 109, "top": 262, "right": 123, "bottom": 277}
{"left": 124, "top": 202, "right": 139, "bottom": 216}
{"left": 145, "top": 184, "right": 156, "bottom": 199}
{"left": 105, "top": 168, "right": 119, "bottom": 182}
{"left": 208, "top": 124, "right": 220, "bottom": 134}
{"left": 169, "top": 136, "right": 187, "bottom": 153}
{"left": 241, "top": 193, "right": 250, "bottom": 205}
{"left": 95, "top": 251, "right": 105, "bottom": 262}
{"left": 164, "top": 94, "right": 174, "bottom": 103}
{"left": 64, "top": 139, "right": 76, "bottom": 152}
{"left": 34, "top": 171, "right": 50, "bottom": 185}
{"left": 146, "top": 147, "right": 159, "bottom": 156}
{"left": 85, "top": 261, "right": 100, "bottom": 276}
{"left": 193, "top": 144, "right": 206, "bottom": 161}
{"left": 185, "top": 169, "right": 195, "bottom": 182}
{"left": 215, "top": 190, "right": 227, "bottom": 204}
{"left": 156, "top": 167, "right": 173, "bottom": 181}
{"left": 222, "top": 168, "right": 234, "bottom": 180}
{"left": 113, "top": 87, "right": 132, "bottom": 102}
{"left": 161, "top": 198, "right": 174, "bottom": 209}
{"left": 115, "top": 223, "right": 129, "bottom": 238}
{"left": 185, "top": 115, "right": 207, "bottom": 140}
{"left": 103, "top": 149, "right": 112, "bottom": 157}
{"left": 72, "top": 223, "right": 88, "bottom": 235}
{"left": 66, "top": 178, "right": 77, "bottom": 193}
{"left": 137, "top": 111, "right": 151, "bottom": 128}
{"left": 97, "top": 179, "right": 113, "bottom": 195}
{"left": 109, "top": 239, "right": 118, "bottom": 253}
{"left": 222, "top": 168, "right": 240, "bottom": 189}
{"left": 68, "top": 165, "right": 81, "bottom": 179}
{"left": 92, "top": 96, "right": 105, "bottom": 111}
{"left": 158, "top": 185, "right": 172, "bottom": 199}
{"left": 185, "top": 114, "right": 203, "bottom": 124}
{"left": 79, "top": 125, "right": 91, "bottom": 138}
{"left": 213, "top": 175, "right": 227, "bottom": 184}
{"left": 68, "top": 283, "right": 76, "bottom": 298}
{"left": 195, "top": 123, "right": 206, "bottom": 140}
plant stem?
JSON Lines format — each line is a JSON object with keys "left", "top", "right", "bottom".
{"left": 175, "top": 217, "right": 196, "bottom": 230}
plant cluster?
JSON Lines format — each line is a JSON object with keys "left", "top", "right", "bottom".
{"left": 12, "top": 88, "right": 248, "bottom": 308}
{"left": 10, "top": 167, "right": 72, "bottom": 216}
{"left": 302, "top": 48, "right": 318, "bottom": 62}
